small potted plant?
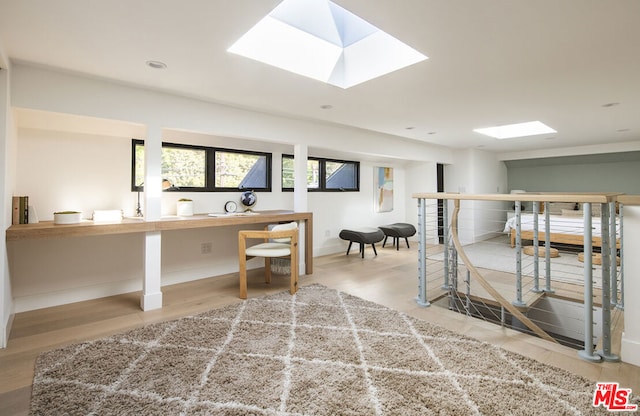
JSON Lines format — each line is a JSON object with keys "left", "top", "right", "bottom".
{"left": 177, "top": 198, "right": 194, "bottom": 216}
{"left": 53, "top": 211, "right": 82, "bottom": 224}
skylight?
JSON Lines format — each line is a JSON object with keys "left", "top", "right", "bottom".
{"left": 227, "top": 0, "right": 427, "bottom": 89}
{"left": 473, "top": 121, "right": 557, "bottom": 139}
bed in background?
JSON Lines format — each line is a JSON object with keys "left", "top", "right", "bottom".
{"left": 503, "top": 202, "right": 620, "bottom": 248}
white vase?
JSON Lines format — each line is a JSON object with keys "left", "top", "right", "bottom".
{"left": 177, "top": 201, "right": 194, "bottom": 216}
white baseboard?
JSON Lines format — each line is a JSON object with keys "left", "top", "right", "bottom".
{"left": 1, "top": 313, "right": 14, "bottom": 349}
{"left": 12, "top": 248, "right": 356, "bottom": 313}
{"left": 13, "top": 262, "right": 291, "bottom": 313}
{"left": 314, "top": 243, "right": 347, "bottom": 257}
{"left": 14, "top": 279, "right": 143, "bottom": 313}
{"left": 473, "top": 231, "right": 503, "bottom": 243}
{"left": 621, "top": 333, "right": 640, "bottom": 367}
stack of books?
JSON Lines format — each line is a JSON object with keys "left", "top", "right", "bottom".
{"left": 12, "top": 196, "right": 29, "bottom": 224}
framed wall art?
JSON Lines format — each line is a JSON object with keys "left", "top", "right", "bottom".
{"left": 374, "top": 167, "right": 393, "bottom": 212}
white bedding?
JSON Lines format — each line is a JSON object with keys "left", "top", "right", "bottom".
{"left": 503, "top": 213, "right": 619, "bottom": 237}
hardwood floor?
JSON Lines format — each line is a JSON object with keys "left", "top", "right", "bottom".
{"left": 1, "top": 245, "right": 638, "bottom": 415}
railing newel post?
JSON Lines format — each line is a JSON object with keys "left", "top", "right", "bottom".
{"left": 443, "top": 199, "right": 450, "bottom": 290}
{"left": 543, "top": 202, "right": 554, "bottom": 293}
{"left": 532, "top": 201, "right": 541, "bottom": 293}
{"left": 619, "top": 203, "right": 624, "bottom": 310}
{"left": 578, "top": 202, "right": 602, "bottom": 362}
{"left": 610, "top": 201, "right": 618, "bottom": 306}
{"left": 598, "top": 202, "right": 620, "bottom": 362}
{"left": 513, "top": 200, "right": 526, "bottom": 307}
{"left": 416, "top": 198, "right": 430, "bottom": 307}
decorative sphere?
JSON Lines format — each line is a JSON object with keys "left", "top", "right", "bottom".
{"left": 240, "top": 190, "right": 257, "bottom": 208}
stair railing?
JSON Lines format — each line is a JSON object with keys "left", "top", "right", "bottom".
{"left": 413, "top": 192, "right": 624, "bottom": 362}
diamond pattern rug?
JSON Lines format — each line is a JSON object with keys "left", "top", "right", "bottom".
{"left": 30, "top": 284, "right": 612, "bottom": 415}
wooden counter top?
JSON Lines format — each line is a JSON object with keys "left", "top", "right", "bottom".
{"left": 6, "top": 210, "right": 313, "bottom": 241}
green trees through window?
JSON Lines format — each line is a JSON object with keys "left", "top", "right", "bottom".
{"left": 132, "top": 140, "right": 271, "bottom": 192}
{"left": 132, "top": 140, "right": 359, "bottom": 193}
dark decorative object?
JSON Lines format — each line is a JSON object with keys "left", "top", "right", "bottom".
{"left": 240, "top": 190, "right": 257, "bottom": 211}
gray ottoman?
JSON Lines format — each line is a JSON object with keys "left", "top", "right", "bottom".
{"left": 339, "top": 228, "right": 385, "bottom": 258}
{"left": 378, "top": 223, "right": 416, "bottom": 250}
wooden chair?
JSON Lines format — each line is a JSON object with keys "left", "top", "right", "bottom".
{"left": 238, "top": 222, "right": 299, "bottom": 299}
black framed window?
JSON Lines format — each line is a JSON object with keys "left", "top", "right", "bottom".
{"left": 132, "top": 139, "right": 271, "bottom": 192}
{"left": 282, "top": 155, "right": 359, "bottom": 191}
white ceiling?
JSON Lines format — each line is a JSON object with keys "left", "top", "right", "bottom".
{"left": 1, "top": 0, "right": 639, "bottom": 155}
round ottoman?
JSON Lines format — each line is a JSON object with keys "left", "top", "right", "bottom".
{"left": 523, "top": 246, "right": 559, "bottom": 258}
{"left": 578, "top": 252, "right": 620, "bottom": 266}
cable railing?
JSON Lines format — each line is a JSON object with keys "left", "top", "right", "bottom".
{"left": 413, "top": 192, "right": 626, "bottom": 363}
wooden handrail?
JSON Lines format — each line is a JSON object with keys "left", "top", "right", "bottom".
{"left": 450, "top": 199, "right": 557, "bottom": 344}
{"left": 412, "top": 192, "right": 622, "bottom": 204}
{"left": 618, "top": 195, "right": 640, "bottom": 206}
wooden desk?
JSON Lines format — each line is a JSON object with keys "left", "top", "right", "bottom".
{"left": 6, "top": 210, "right": 313, "bottom": 274}
{"left": 156, "top": 211, "right": 313, "bottom": 274}
{"left": 6, "top": 210, "right": 313, "bottom": 309}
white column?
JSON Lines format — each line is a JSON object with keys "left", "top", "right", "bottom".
{"left": 293, "top": 144, "right": 308, "bottom": 274}
{"left": 293, "top": 144, "right": 308, "bottom": 212}
{"left": 141, "top": 125, "right": 163, "bottom": 310}
{"left": 141, "top": 231, "right": 163, "bottom": 310}
{"left": 144, "top": 126, "right": 163, "bottom": 221}
{"left": 621, "top": 205, "right": 640, "bottom": 366}
{"left": 0, "top": 63, "right": 14, "bottom": 348}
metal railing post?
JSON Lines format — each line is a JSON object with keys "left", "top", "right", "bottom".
{"left": 532, "top": 201, "right": 541, "bottom": 292}
{"left": 513, "top": 200, "right": 526, "bottom": 307}
{"left": 610, "top": 201, "right": 618, "bottom": 306}
{"left": 465, "top": 270, "right": 471, "bottom": 316}
{"left": 619, "top": 204, "right": 624, "bottom": 310}
{"left": 442, "top": 199, "right": 450, "bottom": 290}
{"left": 416, "top": 198, "right": 430, "bottom": 307}
{"left": 544, "top": 202, "right": 554, "bottom": 293}
{"left": 578, "top": 203, "right": 602, "bottom": 362}
{"left": 598, "top": 202, "right": 619, "bottom": 362}
{"left": 449, "top": 252, "right": 459, "bottom": 311}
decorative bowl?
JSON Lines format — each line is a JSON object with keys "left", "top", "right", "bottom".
{"left": 53, "top": 211, "right": 82, "bottom": 224}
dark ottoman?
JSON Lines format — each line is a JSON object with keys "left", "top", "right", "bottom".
{"left": 378, "top": 223, "right": 417, "bottom": 250}
{"left": 339, "top": 228, "right": 385, "bottom": 258}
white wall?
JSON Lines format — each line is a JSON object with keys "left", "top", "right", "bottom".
{"left": 16, "top": 129, "right": 135, "bottom": 219}
{"left": 444, "top": 149, "right": 508, "bottom": 244}
{"left": 0, "top": 59, "right": 14, "bottom": 348}
{"left": 405, "top": 161, "right": 439, "bottom": 244}
{"left": 621, "top": 205, "right": 640, "bottom": 367}
{"left": 11, "top": 64, "right": 454, "bottom": 165}
{"left": 7, "top": 64, "right": 448, "bottom": 312}
{"left": 9, "top": 124, "right": 416, "bottom": 310}
{"left": 468, "top": 149, "right": 509, "bottom": 241}
{"left": 311, "top": 163, "right": 409, "bottom": 256}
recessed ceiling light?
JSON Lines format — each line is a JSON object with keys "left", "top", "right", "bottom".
{"left": 320, "top": 104, "right": 333, "bottom": 110}
{"left": 617, "top": 128, "right": 630, "bottom": 132}
{"left": 427, "top": 131, "right": 437, "bottom": 135}
{"left": 473, "top": 121, "right": 556, "bottom": 140}
{"left": 405, "top": 126, "right": 415, "bottom": 130}
{"left": 602, "top": 102, "right": 620, "bottom": 108}
{"left": 228, "top": 0, "right": 427, "bottom": 89}
{"left": 146, "top": 60, "right": 167, "bottom": 69}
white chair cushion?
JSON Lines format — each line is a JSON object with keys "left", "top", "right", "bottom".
{"left": 270, "top": 222, "right": 298, "bottom": 243}
{"left": 246, "top": 242, "right": 292, "bottom": 258}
